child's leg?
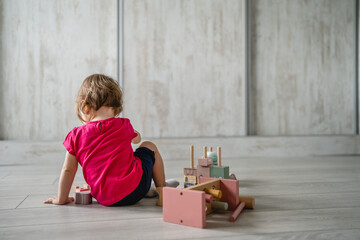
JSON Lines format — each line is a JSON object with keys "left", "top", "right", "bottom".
{"left": 138, "top": 141, "right": 166, "bottom": 188}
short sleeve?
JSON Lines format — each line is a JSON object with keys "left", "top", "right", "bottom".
{"left": 126, "top": 119, "right": 138, "bottom": 139}
{"left": 63, "top": 129, "right": 76, "bottom": 155}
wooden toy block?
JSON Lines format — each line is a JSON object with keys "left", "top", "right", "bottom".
{"left": 163, "top": 187, "right": 206, "bottom": 228}
{"left": 184, "top": 175, "right": 197, "bottom": 187}
{"left": 184, "top": 167, "right": 197, "bottom": 188}
{"left": 219, "top": 178, "right": 239, "bottom": 210}
{"left": 200, "top": 177, "right": 239, "bottom": 211}
{"left": 239, "top": 196, "right": 255, "bottom": 209}
{"left": 207, "top": 146, "right": 230, "bottom": 179}
{"left": 210, "top": 165, "right": 230, "bottom": 179}
{"left": 198, "top": 157, "right": 213, "bottom": 167}
{"left": 229, "top": 201, "right": 246, "bottom": 222}
{"left": 211, "top": 201, "right": 228, "bottom": 211}
{"left": 205, "top": 194, "right": 213, "bottom": 203}
{"left": 185, "top": 178, "right": 221, "bottom": 215}
{"left": 196, "top": 165, "right": 211, "bottom": 183}
{"left": 204, "top": 188, "right": 222, "bottom": 199}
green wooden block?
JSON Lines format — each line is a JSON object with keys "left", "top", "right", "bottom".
{"left": 210, "top": 166, "right": 229, "bottom": 179}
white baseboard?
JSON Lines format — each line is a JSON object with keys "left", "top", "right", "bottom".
{"left": 1, "top": 136, "right": 359, "bottom": 163}
{"left": 139, "top": 136, "right": 360, "bottom": 159}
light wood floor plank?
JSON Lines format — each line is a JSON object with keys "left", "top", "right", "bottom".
{"left": 0, "top": 141, "right": 359, "bottom": 239}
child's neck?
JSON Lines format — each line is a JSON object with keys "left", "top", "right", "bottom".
{"left": 90, "top": 106, "right": 115, "bottom": 122}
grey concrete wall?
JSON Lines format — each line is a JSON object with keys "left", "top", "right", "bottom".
{"left": 123, "top": 0, "right": 245, "bottom": 138}
{"left": 0, "top": 0, "right": 117, "bottom": 140}
{"left": 0, "top": 0, "right": 357, "bottom": 140}
{"left": 251, "top": 0, "right": 356, "bottom": 135}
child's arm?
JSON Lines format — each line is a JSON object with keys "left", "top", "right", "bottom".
{"left": 132, "top": 130, "right": 141, "bottom": 144}
{"left": 44, "top": 151, "right": 78, "bottom": 205}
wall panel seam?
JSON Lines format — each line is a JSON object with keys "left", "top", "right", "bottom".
{"left": 356, "top": 0, "right": 359, "bottom": 135}
{"left": 118, "top": 0, "right": 124, "bottom": 117}
{"left": 244, "top": 0, "right": 251, "bottom": 136}
{"left": 118, "top": 0, "right": 124, "bottom": 89}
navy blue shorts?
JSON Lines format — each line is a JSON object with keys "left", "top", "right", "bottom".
{"left": 110, "top": 147, "right": 155, "bottom": 206}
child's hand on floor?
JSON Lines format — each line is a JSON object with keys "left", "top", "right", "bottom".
{"left": 43, "top": 196, "right": 74, "bottom": 205}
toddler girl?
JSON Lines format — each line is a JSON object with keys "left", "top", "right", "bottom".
{"left": 44, "top": 74, "right": 177, "bottom": 206}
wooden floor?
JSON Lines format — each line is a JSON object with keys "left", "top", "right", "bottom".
{"left": 0, "top": 141, "right": 360, "bottom": 239}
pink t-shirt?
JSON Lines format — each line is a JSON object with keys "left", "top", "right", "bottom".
{"left": 63, "top": 117, "right": 143, "bottom": 206}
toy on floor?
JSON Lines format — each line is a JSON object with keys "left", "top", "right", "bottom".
{"left": 161, "top": 177, "right": 255, "bottom": 228}
{"left": 203, "top": 146, "right": 229, "bottom": 180}
{"left": 73, "top": 184, "right": 92, "bottom": 205}
{"left": 156, "top": 145, "right": 254, "bottom": 228}
{"left": 184, "top": 146, "right": 236, "bottom": 188}
{"left": 183, "top": 145, "right": 197, "bottom": 187}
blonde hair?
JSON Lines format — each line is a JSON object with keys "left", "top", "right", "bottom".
{"left": 75, "top": 74, "right": 123, "bottom": 122}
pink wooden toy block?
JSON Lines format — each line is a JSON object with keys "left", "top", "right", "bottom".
{"left": 200, "top": 177, "right": 239, "bottom": 211}
{"left": 198, "top": 157, "right": 213, "bottom": 167}
{"left": 196, "top": 165, "right": 211, "bottom": 183}
{"left": 205, "top": 194, "right": 213, "bottom": 203}
{"left": 163, "top": 187, "right": 206, "bottom": 228}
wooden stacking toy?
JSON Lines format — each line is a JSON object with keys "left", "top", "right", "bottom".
{"left": 196, "top": 146, "right": 230, "bottom": 182}
{"left": 157, "top": 145, "right": 255, "bottom": 228}
{"left": 209, "top": 147, "right": 230, "bottom": 179}
{"left": 162, "top": 177, "right": 255, "bottom": 228}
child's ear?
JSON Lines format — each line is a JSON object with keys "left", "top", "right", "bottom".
{"left": 84, "top": 104, "right": 91, "bottom": 114}
{"left": 80, "top": 100, "right": 91, "bottom": 114}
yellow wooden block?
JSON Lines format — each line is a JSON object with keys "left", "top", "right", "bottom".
{"left": 204, "top": 188, "right": 222, "bottom": 199}
{"left": 184, "top": 175, "right": 197, "bottom": 187}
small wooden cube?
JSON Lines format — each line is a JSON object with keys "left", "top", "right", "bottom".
{"left": 197, "top": 165, "right": 211, "bottom": 183}
{"left": 184, "top": 175, "right": 197, "bottom": 187}
{"left": 184, "top": 168, "right": 197, "bottom": 188}
{"left": 210, "top": 166, "right": 229, "bottom": 179}
{"left": 198, "top": 158, "right": 213, "bottom": 167}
